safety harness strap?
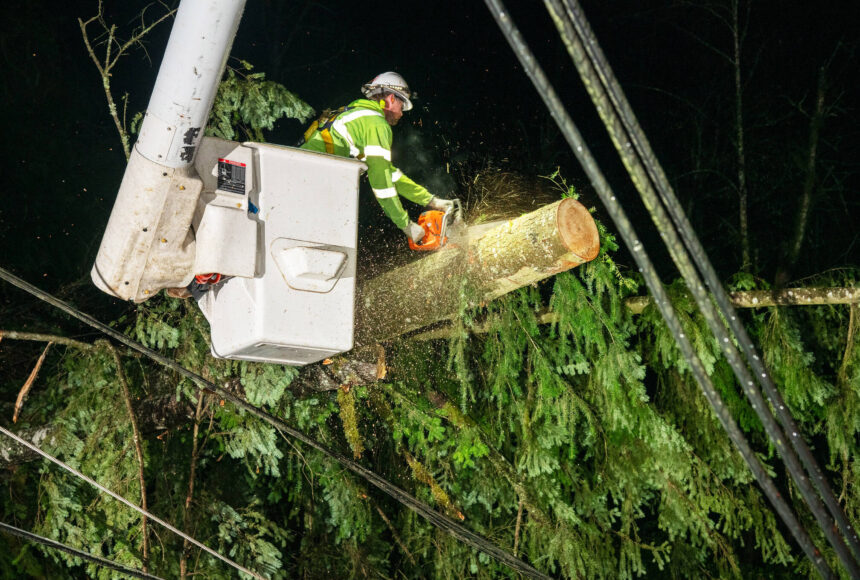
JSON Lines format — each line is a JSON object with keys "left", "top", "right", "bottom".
{"left": 303, "top": 106, "right": 352, "bottom": 154}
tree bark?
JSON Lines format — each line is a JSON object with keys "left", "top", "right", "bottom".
{"left": 0, "top": 395, "right": 196, "bottom": 468}
{"left": 0, "top": 426, "right": 54, "bottom": 466}
{"left": 355, "top": 199, "right": 600, "bottom": 345}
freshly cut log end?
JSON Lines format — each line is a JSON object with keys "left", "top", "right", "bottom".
{"left": 557, "top": 199, "right": 600, "bottom": 262}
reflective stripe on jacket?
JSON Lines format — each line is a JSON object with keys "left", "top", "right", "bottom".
{"left": 301, "top": 99, "right": 432, "bottom": 229}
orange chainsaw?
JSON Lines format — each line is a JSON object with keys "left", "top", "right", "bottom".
{"left": 408, "top": 199, "right": 464, "bottom": 251}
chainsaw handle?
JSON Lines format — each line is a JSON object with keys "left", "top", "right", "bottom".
{"left": 407, "top": 209, "right": 448, "bottom": 251}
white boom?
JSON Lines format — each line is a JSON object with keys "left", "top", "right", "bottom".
{"left": 90, "top": 0, "right": 365, "bottom": 365}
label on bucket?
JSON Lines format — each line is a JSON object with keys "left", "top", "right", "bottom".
{"left": 217, "top": 158, "right": 246, "bottom": 195}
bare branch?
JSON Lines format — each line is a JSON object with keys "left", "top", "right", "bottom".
{"left": 13, "top": 343, "right": 52, "bottom": 423}
{"left": 0, "top": 330, "right": 94, "bottom": 350}
{"left": 78, "top": 15, "right": 130, "bottom": 160}
{"left": 839, "top": 304, "right": 857, "bottom": 387}
{"left": 78, "top": 2, "right": 175, "bottom": 160}
{"left": 114, "top": 6, "right": 177, "bottom": 69}
{"left": 513, "top": 497, "right": 524, "bottom": 557}
{"left": 180, "top": 392, "right": 208, "bottom": 579}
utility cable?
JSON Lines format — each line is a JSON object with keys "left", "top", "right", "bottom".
{"left": 0, "top": 425, "right": 263, "bottom": 579}
{"left": 541, "top": 0, "right": 860, "bottom": 575}
{"left": 0, "top": 266, "right": 550, "bottom": 580}
{"left": 544, "top": 0, "right": 860, "bottom": 577}
{"left": 481, "top": 0, "right": 835, "bottom": 577}
{"left": 0, "top": 520, "right": 164, "bottom": 580}
{"left": 550, "top": 0, "right": 860, "bottom": 565}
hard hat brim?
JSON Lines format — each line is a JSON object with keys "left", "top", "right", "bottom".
{"left": 389, "top": 89, "right": 413, "bottom": 111}
{"left": 362, "top": 82, "right": 413, "bottom": 111}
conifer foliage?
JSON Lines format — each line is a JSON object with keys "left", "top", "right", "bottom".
{"left": 1, "top": 5, "right": 859, "bottom": 577}
{"left": 2, "top": 222, "right": 858, "bottom": 578}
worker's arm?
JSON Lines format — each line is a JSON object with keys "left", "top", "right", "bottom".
{"left": 364, "top": 155, "right": 411, "bottom": 229}
{"left": 360, "top": 122, "right": 426, "bottom": 229}
{"left": 390, "top": 168, "right": 433, "bottom": 206}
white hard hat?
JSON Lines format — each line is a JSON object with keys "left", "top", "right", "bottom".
{"left": 362, "top": 71, "right": 413, "bottom": 111}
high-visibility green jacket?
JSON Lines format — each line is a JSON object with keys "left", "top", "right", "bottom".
{"left": 300, "top": 98, "right": 433, "bottom": 229}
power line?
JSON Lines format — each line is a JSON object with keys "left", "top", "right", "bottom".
{"left": 0, "top": 266, "right": 550, "bottom": 580}
{"left": 481, "top": 0, "right": 838, "bottom": 577}
{"left": 545, "top": 0, "right": 860, "bottom": 568}
{"left": 0, "top": 425, "right": 264, "bottom": 579}
{"left": 0, "top": 520, "right": 164, "bottom": 580}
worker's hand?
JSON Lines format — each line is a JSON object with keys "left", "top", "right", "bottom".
{"left": 401, "top": 221, "right": 426, "bottom": 244}
{"left": 426, "top": 196, "right": 455, "bottom": 212}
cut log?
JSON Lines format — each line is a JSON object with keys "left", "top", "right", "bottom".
{"left": 355, "top": 199, "right": 600, "bottom": 345}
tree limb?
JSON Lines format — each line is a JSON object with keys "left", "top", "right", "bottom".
{"left": 13, "top": 343, "right": 51, "bottom": 423}
{"left": 77, "top": 2, "right": 175, "bottom": 160}
{"left": 513, "top": 497, "right": 524, "bottom": 557}
{"left": 412, "top": 286, "right": 860, "bottom": 340}
{"left": 180, "top": 392, "right": 209, "bottom": 579}
{"left": 838, "top": 303, "right": 857, "bottom": 388}
{"left": 78, "top": 14, "right": 130, "bottom": 160}
{"left": 106, "top": 342, "right": 150, "bottom": 573}
{"left": 0, "top": 330, "right": 94, "bottom": 351}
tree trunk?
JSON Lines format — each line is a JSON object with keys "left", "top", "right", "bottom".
{"left": 355, "top": 199, "right": 600, "bottom": 345}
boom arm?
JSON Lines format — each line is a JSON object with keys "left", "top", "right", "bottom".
{"left": 91, "top": 0, "right": 247, "bottom": 301}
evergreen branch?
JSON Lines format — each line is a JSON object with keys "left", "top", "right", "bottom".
{"left": 834, "top": 303, "right": 858, "bottom": 506}
{"left": 275, "top": 428, "right": 316, "bottom": 490}
{"left": 413, "top": 286, "right": 860, "bottom": 339}
{"left": 105, "top": 342, "right": 150, "bottom": 574}
{"left": 661, "top": 472, "right": 739, "bottom": 575}
{"left": 385, "top": 385, "right": 557, "bottom": 530}
{"left": 511, "top": 308, "right": 604, "bottom": 440}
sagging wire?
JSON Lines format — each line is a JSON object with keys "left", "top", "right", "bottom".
{"left": 480, "top": 0, "right": 836, "bottom": 577}
{"left": 0, "top": 266, "right": 551, "bottom": 580}
{"left": 542, "top": 0, "right": 860, "bottom": 574}
{"left": 0, "top": 425, "right": 264, "bottom": 580}
{"left": 0, "top": 520, "right": 165, "bottom": 580}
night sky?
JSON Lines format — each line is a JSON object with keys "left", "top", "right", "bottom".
{"left": 1, "top": 0, "right": 858, "bottom": 299}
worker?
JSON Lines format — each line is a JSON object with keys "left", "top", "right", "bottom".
{"left": 301, "top": 72, "right": 454, "bottom": 244}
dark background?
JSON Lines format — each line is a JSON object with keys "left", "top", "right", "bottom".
{"left": 1, "top": 0, "right": 858, "bottom": 299}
